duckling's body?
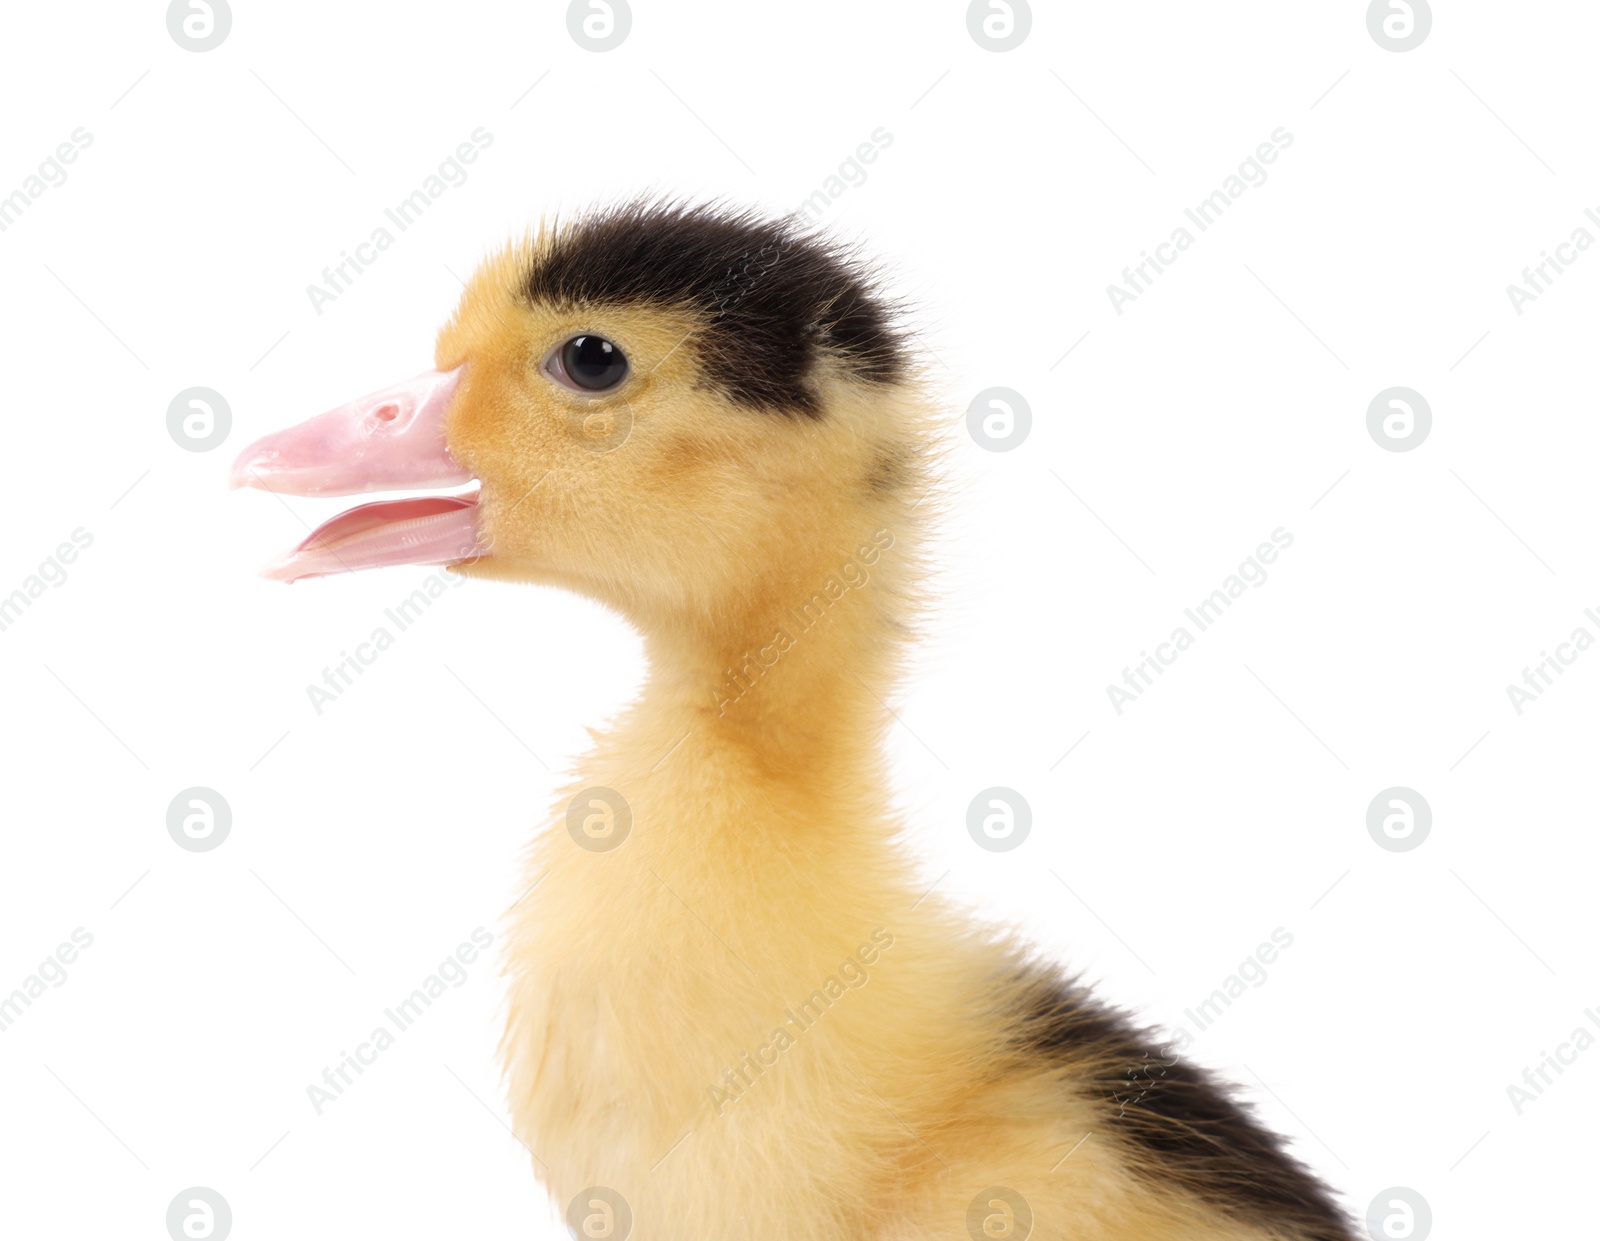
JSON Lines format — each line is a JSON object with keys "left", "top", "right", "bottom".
{"left": 236, "top": 204, "right": 1354, "bottom": 1240}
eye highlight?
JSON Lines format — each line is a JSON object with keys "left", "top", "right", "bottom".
{"left": 547, "top": 334, "right": 628, "bottom": 393}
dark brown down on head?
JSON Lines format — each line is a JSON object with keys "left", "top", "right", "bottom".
{"left": 522, "top": 201, "right": 906, "bottom": 416}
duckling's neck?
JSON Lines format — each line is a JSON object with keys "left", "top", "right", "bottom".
{"left": 629, "top": 532, "right": 905, "bottom": 784}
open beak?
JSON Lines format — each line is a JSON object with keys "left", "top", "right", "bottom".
{"left": 230, "top": 367, "right": 484, "bottom": 583}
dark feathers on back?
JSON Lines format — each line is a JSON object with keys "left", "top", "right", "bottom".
{"left": 523, "top": 201, "right": 906, "bottom": 417}
{"left": 1014, "top": 974, "right": 1357, "bottom": 1241}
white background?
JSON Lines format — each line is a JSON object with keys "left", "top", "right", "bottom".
{"left": 1, "top": 1, "right": 1595, "bottom": 1237}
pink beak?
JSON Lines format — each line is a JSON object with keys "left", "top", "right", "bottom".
{"left": 231, "top": 367, "right": 485, "bottom": 582}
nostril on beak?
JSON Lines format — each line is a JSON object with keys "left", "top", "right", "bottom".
{"left": 373, "top": 403, "right": 400, "bottom": 423}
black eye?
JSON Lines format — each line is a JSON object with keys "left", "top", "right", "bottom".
{"left": 557, "top": 335, "right": 628, "bottom": 392}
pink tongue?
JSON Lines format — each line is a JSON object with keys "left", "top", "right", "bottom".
{"left": 265, "top": 494, "right": 483, "bottom": 582}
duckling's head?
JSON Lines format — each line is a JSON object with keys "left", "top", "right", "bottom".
{"left": 234, "top": 203, "right": 929, "bottom": 644}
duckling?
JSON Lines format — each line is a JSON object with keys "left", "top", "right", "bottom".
{"left": 233, "top": 202, "right": 1355, "bottom": 1241}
